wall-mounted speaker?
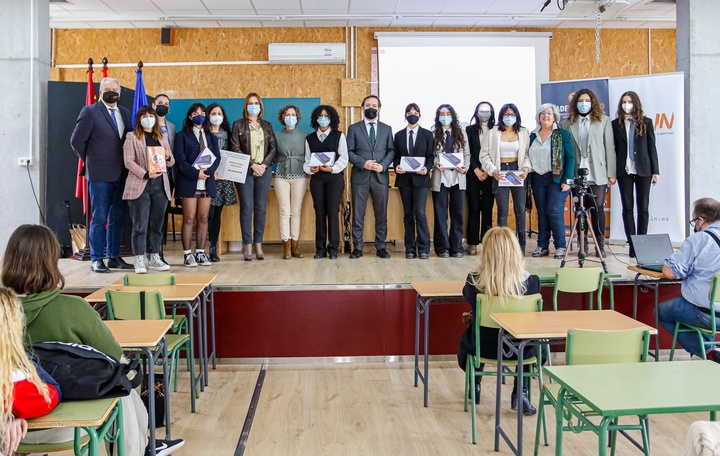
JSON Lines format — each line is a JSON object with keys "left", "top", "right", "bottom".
{"left": 161, "top": 27, "right": 173, "bottom": 46}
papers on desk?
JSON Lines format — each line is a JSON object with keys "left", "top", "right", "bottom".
{"left": 309, "top": 152, "right": 336, "bottom": 167}
{"left": 216, "top": 150, "right": 250, "bottom": 184}
{"left": 440, "top": 152, "right": 464, "bottom": 169}
{"left": 400, "top": 156, "right": 425, "bottom": 173}
{"left": 498, "top": 171, "right": 525, "bottom": 187}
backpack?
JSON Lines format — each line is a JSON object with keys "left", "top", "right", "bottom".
{"left": 31, "top": 341, "right": 141, "bottom": 400}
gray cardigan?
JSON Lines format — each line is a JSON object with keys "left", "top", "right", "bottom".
{"left": 275, "top": 128, "right": 309, "bottom": 176}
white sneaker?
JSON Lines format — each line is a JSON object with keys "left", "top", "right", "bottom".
{"left": 195, "top": 251, "right": 211, "bottom": 266}
{"left": 183, "top": 253, "right": 198, "bottom": 268}
{"left": 134, "top": 255, "right": 147, "bottom": 274}
{"left": 148, "top": 253, "right": 171, "bottom": 271}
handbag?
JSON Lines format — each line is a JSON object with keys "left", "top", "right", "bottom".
{"left": 69, "top": 223, "right": 87, "bottom": 254}
{"left": 141, "top": 374, "right": 166, "bottom": 429}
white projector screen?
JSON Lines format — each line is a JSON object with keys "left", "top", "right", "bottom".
{"left": 376, "top": 32, "right": 552, "bottom": 135}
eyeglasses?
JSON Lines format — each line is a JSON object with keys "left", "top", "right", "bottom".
{"left": 689, "top": 217, "right": 701, "bottom": 227}
{"left": 539, "top": 111, "right": 554, "bottom": 117}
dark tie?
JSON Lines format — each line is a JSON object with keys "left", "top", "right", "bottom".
{"left": 628, "top": 120, "right": 635, "bottom": 161}
{"left": 409, "top": 130, "right": 415, "bottom": 155}
{"left": 369, "top": 122, "right": 376, "bottom": 149}
{"left": 198, "top": 130, "right": 206, "bottom": 150}
{"left": 445, "top": 130, "right": 453, "bottom": 152}
{"left": 109, "top": 108, "right": 119, "bottom": 136}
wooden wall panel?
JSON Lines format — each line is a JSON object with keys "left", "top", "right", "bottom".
{"left": 650, "top": 29, "right": 677, "bottom": 75}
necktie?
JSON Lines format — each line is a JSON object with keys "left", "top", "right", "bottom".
{"left": 580, "top": 118, "right": 589, "bottom": 158}
{"left": 320, "top": 132, "right": 327, "bottom": 141}
{"left": 408, "top": 130, "right": 414, "bottom": 154}
{"left": 369, "top": 122, "right": 376, "bottom": 149}
{"left": 198, "top": 130, "right": 206, "bottom": 150}
{"left": 628, "top": 120, "right": 635, "bottom": 161}
{"left": 445, "top": 130, "right": 453, "bottom": 152}
{"left": 109, "top": 108, "right": 119, "bottom": 137}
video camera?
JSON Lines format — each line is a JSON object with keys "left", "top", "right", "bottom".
{"left": 569, "top": 168, "right": 593, "bottom": 195}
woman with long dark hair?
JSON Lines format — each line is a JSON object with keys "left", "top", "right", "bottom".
{"left": 466, "top": 101, "right": 496, "bottom": 252}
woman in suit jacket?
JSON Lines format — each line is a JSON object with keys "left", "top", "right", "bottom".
{"left": 465, "top": 101, "right": 496, "bottom": 253}
{"left": 528, "top": 103, "right": 575, "bottom": 259}
{"left": 122, "top": 106, "right": 174, "bottom": 273}
{"left": 393, "top": 103, "right": 434, "bottom": 259}
{"left": 174, "top": 102, "right": 221, "bottom": 267}
{"left": 230, "top": 93, "right": 278, "bottom": 261}
{"left": 431, "top": 103, "right": 470, "bottom": 258}
{"left": 480, "top": 103, "right": 532, "bottom": 254}
{"left": 611, "top": 91, "right": 660, "bottom": 257}
{"left": 561, "top": 88, "right": 616, "bottom": 257}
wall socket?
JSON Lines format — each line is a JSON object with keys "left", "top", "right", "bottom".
{"left": 18, "top": 157, "right": 32, "bottom": 167}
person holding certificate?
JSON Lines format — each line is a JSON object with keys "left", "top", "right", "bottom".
{"left": 230, "top": 93, "right": 278, "bottom": 261}
{"left": 206, "top": 103, "right": 237, "bottom": 262}
{"left": 480, "top": 103, "right": 532, "bottom": 255}
{"left": 303, "top": 105, "right": 348, "bottom": 260}
{"left": 393, "top": 103, "right": 434, "bottom": 259}
{"left": 431, "top": 104, "right": 470, "bottom": 258}
{"left": 174, "top": 103, "right": 221, "bottom": 267}
{"left": 122, "top": 106, "right": 174, "bottom": 273}
{"left": 465, "top": 101, "right": 496, "bottom": 254}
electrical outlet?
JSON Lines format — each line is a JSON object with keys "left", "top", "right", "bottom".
{"left": 18, "top": 157, "right": 32, "bottom": 167}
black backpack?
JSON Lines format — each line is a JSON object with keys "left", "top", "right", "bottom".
{"left": 31, "top": 342, "right": 141, "bottom": 400}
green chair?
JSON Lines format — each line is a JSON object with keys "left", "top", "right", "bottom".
{"left": 464, "top": 293, "right": 543, "bottom": 444}
{"left": 553, "top": 267, "right": 606, "bottom": 310}
{"left": 105, "top": 289, "right": 198, "bottom": 403}
{"left": 670, "top": 273, "right": 720, "bottom": 360}
{"left": 534, "top": 327, "right": 651, "bottom": 456}
{"left": 123, "top": 273, "right": 189, "bottom": 335}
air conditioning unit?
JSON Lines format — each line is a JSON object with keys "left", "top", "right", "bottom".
{"left": 268, "top": 43, "right": 346, "bottom": 64}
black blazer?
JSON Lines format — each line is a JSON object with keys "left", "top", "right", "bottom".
{"left": 173, "top": 129, "right": 222, "bottom": 198}
{"left": 392, "top": 127, "right": 433, "bottom": 188}
{"left": 611, "top": 117, "right": 659, "bottom": 178}
{"left": 70, "top": 102, "right": 132, "bottom": 182}
{"left": 466, "top": 123, "right": 489, "bottom": 174}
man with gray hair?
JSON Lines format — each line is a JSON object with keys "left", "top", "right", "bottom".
{"left": 70, "top": 77, "right": 133, "bottom": 273}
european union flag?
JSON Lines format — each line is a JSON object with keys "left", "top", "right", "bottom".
{"left": 131, "top": 66, "right": 148, "bottom": 127}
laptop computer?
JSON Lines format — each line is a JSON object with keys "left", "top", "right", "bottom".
{"left": 631, "top": 234, "right": 674, "bottom": 272}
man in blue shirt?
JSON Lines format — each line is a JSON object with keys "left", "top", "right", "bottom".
{"left": 658, "top": 198, "right": 720, "bottom": 361}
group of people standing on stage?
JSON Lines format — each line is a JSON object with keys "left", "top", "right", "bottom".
{"left": 70, "top": 79, "right": 659, "bottom": 273}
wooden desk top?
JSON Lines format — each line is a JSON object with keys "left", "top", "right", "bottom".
{"left": 489, "top": 310, "right": 657, "bottom": 339}
{"left": 85, "top": 284, "right": 207, "bottom": 303}
{"left": 26, "top": 398, "right": 119, "bottom": 429}
{"left": 112, "top": 273, "right": 218, "bottom": 287}
{"left": 104, "top": 319, "right": 173, "bottom": 347}
{"left": 411, "top": 280, "right": 465, "bottom": 298}
{"left": 545, "top": 361, "right": 720, "bottom": 416}
{"left": 627, "top": 265, "right": 666, "bottom": 279}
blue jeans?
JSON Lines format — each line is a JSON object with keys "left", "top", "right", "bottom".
{"left": 235, "top": 171, "right": 272, "bottom": 244}
{"left": 88, "top": 180, "right": 127, "bottom": 261}
{"left": 531, "top": 172, "right": 570, "bottom": 249}
{"left": 658, "top": 296, "right": 720, "bottom": 357}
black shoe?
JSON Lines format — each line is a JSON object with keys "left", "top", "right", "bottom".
{"left": 314, "top": 251, "right": 327, "bottom": 259}
{"left": 376, "top": 248, "right": 391, "bottom": 259}
{"left": 209, "top": 246, "right": 220, "bottom": 262}
{"left": 406, "top": 252, "right": 416, "bottom": 259}
{"left": 329, "top": 252, "right": 338, "bottom": 260}
{"left": 452, "top": 251, "right": 464, "bottom": 258}
{"left": 419, "top": 252, "right": 429, "bottom": 259}
{"left": 91, "top": 259, "right": 109, "bottom": 273}
{"left": 511, "top": 389, "right": 537, "bottom": 415}
{"left": 349, "top": 249, "right": 363, "bottom": 259}
{"left": 437, "top": 251, "right": 450, "bottom": 258}
{"left": 145, "top": 438, "right": 185, "bottom": 456}
{"left": 468, "top": 382, "right": 481, "bottom": 405}
{"left": 107, "top": 257, "right": 134, "bottom": 270}
{"left": 598, "top": 247, "right": 607, "bottom": 258}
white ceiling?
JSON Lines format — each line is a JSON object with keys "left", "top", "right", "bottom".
{"left": 49, "top": 0, "right": 676, "bottom": 29}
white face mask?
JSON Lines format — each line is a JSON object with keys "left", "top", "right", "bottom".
{"left": 140, "top": 116, "right": 156, "bottom": 130}
{"left": 209, "top": 115, "right": 224, "bottom": 126}
{"left": 622, "top": 103, "right": 634, "bottom": 114}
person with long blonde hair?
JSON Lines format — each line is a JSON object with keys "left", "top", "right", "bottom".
{"left": 457, "top": 227, "right": 541, "bottom": 414}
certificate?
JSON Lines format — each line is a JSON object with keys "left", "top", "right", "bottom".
{"left": 147, "top": 146, "right": 167, "bottom": 173}
{"left": 440, "top": 152, "right": 464, "bottom": 169}
{"left": 192, "top": 147, "right": 216, "bottom": 169}
{"left": 399, "top": 156, "right": 425, "bottom": 173}
{"left": 216, "top": 150, "right": 250, "bottom": 184}
{"left": 498, "top": 171, "right": 525, "bottom": 187}
{"left": 309, "top": 152, "right": 336, "bottom": 167}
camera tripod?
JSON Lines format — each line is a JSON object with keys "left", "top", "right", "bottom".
{"left": 561, "top": 190, "right": 608, "bottom": 273}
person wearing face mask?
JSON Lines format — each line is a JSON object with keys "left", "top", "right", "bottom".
{"left": 230, "top": 93, "right": 278, "bottom": 261}
{"left": 121, "top": 106, "right": 175, "bottom": 273}
{"left": 304, "top": 105, "right": 349, "bottom": 260}
{"left": 658, "top": 198, "right": 720, "bottom": 362}
{"left": 466, "top": 101, "right": 496, "bottom": 253}
{"left": 393, "top": 103, "right": 434, "bottom": 259}
{"left": 70, "top": 77, "right": 133, "bottom": 273}
{"left": 611, "top": 91, "right": 660, "bottom": 258}
{"left": 151, "top": 93, "right": 175, "bottom": 266}
{"left": 275, "top": 105, "right": 309, "bottom": 259}
{"left": 206, "top": 103, "right": 237, "bottom": 262}
{"left": 480, "top": 103, "right": 532, "bottom": 254}
{"left": 431, "top": 104, "right": 470, "bottom": 258}
{"left": 347, "top": 95, "right": 395, "bottom": 259}
{"left": 174, "top": 103, "right": 221, "bottom": 267}
{"left": 561, "top": 88, "right": 616, "bottom": 257}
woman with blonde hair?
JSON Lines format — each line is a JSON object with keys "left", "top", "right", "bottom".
{"left": 457, "top": 227, "right": 541, "bottom": 413}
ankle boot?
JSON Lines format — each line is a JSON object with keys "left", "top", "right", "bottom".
{"left": 282, "top": 240, "right": 291, "bottom": 260}
{"left": 291, "top": 239, "right": 303, "bottom": 258}
{"left": 254, "top": 243, "right": 264, "bottom": 260}
{"left": 209, "top": 245, "right": 220, "bottom": 262}
{"left": 243, "top": 244, "right": 253, "bottom": 261}
{"left": 511, "top": 388, "right": 537, "bottom": 415}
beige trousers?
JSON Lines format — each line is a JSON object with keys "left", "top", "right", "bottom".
{"left": 275, "top": 177, "right": 308, "bottom": 241}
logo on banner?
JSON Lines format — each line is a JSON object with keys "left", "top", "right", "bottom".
{"left": 654, "top": 112, "right": 675, "bottom": 136}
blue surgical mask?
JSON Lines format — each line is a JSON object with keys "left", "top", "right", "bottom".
{"left": 284, "top": 115, "right": 297, "bottom": 127}
{"left": 577, "top": 101, "right": 592, "bottom": 115}
{"left": 502, "top": 116, "right": 516, "bottom": 127}
{"left": 192, "top": 115, "right": 206, "bottom": 126}
{"left": 247, "top": 104, "right": 261, "bottom": 116}
{"left": 317, "top": 116, "right": 331, "bottom": 128}
{"left": 439, "top": 115, "right": 452, "bottom": 126}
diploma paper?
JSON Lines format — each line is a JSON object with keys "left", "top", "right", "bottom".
{"left": 216, "top": 150, "right": 250, "bottom": 184}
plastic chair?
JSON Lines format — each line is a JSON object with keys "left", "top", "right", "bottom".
{"left": 670, "top": 273, "right": 720, "bottom": 360}
{"left": 534, "top": 327, "right": 651, "bottom": 456}
{"left": 464, "top": 293, "right": 543, "bottom": 444}
{"left": 123, "top": 273, "right": 189, "bottom": 335}
{"left": 553, "top": 267, "right": 606, "bottom": 310}
{"left": 105, "top": 289, "right": 198, "bottom": 403}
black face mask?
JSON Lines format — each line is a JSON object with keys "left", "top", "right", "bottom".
{"left": 102, "top": 91, "right": 119, "bottom": 104}
{"left": 406, "top": 114, "right": 419, "bottom": 125}
{"left": 364, "top": 108, "right": 378, "bottom": 120}
{"left": 155, "top": 105, "right": 169, "bottom": 117}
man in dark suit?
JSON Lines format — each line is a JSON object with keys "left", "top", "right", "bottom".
{"left": 347, "top": 95, "right": 395, "bottom": 259}
{"left": 70, "top": 77, "right": 133, "bottom": 273}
